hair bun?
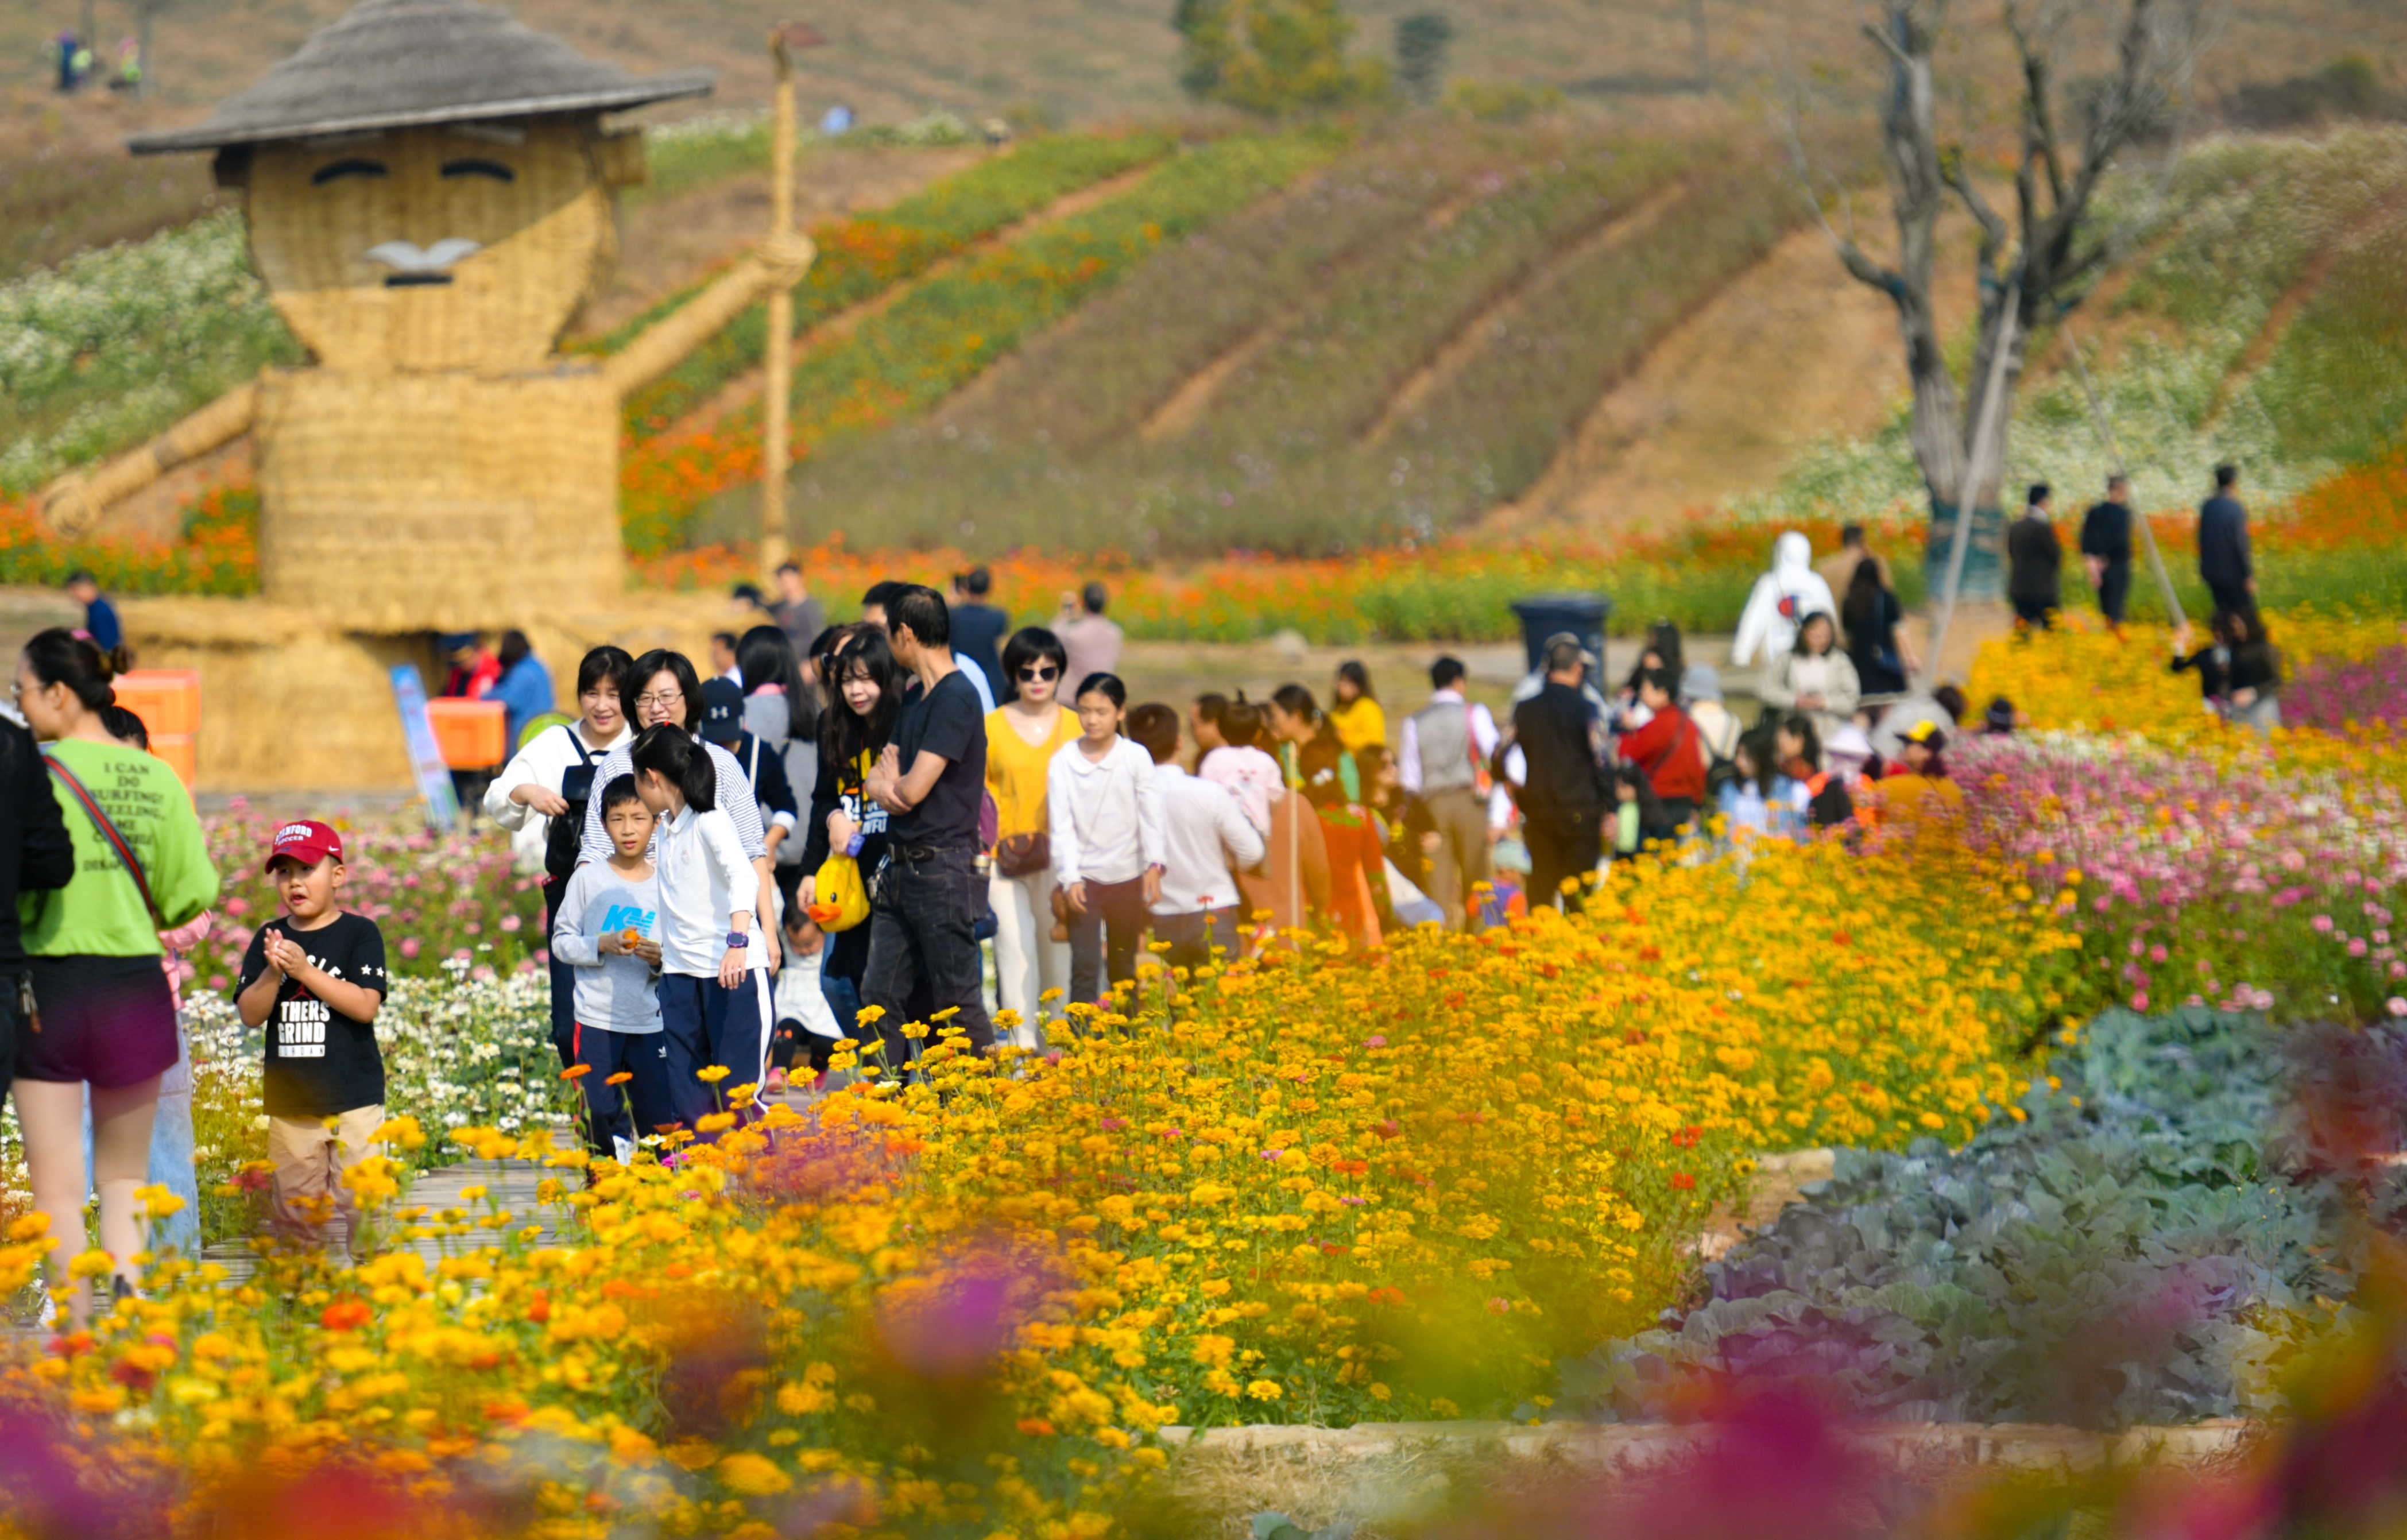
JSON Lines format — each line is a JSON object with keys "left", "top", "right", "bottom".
{"left": 100, "top": 645, "right": 131, "bottom": 682}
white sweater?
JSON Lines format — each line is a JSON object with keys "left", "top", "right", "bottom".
{"left": 1046, "top": 736, "right": 1165, "bottom": 888}
{"left": 1151, "top": 764, "right": 1266, "bottom": 916}
{"left": 483, "top": 720, "right": 631, "bottom": 877}
{"left": 652, "top": 803, "right": 765, "bottom": 978}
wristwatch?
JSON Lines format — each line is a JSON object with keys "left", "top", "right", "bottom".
{"left": 725, "top": 931, "right": 750, "bottom": 949}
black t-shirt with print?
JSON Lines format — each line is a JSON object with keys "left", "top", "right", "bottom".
{"left": 887, "top": 668, "right": 987, "bottom": 847}
{"left": 238, "top": 910, "right": 389, "bottom": 1117}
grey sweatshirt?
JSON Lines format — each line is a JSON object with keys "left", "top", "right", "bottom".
{"left": 549, "top": 861, "right": 664, "bottom": 1033}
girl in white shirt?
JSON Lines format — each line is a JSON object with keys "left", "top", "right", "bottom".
{"left": 1046, "top": 674, "right": 1166, "bottom": 1009}
{"left": 630, "top": 725, "right": 770, "bottom": 1136}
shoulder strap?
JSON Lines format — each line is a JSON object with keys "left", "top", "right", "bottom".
{"left": 44, "top": 749, "right": 158, "bottom": 923}
{"left": 559, "top": 722, "right": 600, "bottom": 772}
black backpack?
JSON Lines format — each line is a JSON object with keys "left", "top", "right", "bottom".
{"left": 541, "top": 727, "right": 604, "bottom": 882}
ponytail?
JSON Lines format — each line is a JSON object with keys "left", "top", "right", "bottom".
{"left": 629, "top": 723, "right": 719, "bottom": 812}
{"left": 22, "top": 626, "right": 125, "bottom": 712}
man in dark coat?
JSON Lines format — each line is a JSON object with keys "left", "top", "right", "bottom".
{"left": 2198, "top": 463, "right": 2253, "bottom": 613}
{"left": 1500, "top": 637, "right": 1608, "bottom": 912}
{"left": 2079, "top": 474, "right": 2136, "bottom": 629}
{"left": 2005, "top": 483, "right": 2062, "bottom": 629}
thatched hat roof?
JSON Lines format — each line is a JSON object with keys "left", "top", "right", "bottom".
{"left": 129, "top": 0, "right": 713, "bottom": 154}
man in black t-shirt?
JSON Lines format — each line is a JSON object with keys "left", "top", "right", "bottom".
{"left": 235, "top": 819, "right": 390, "bottom": 1253}
{"left": 1503, "top": 639, "right": 1609, "bottom": 912}
{"left": 862, "top": 586, "right": 996, "bottom": 1070}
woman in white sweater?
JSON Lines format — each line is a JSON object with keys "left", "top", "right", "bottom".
{"left": 485, "top": 644, "right": 634, "bottom": 1067}
{"left": 1047, "top": 674, "right": 1166, "bottom": 1010}
{"left": 629, "top": 725, "right": 769, "bottom": 1137}
{"left": 1757, "top": 612, "right": 1863, "bottom": 748}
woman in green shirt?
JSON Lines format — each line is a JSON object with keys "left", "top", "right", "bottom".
{"left": 13, "top": 628, "right": 219, "bottom": 1321}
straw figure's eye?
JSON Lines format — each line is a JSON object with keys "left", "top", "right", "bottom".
{"left": 440, "top": 158, "right": 515, "bottom": 182}
{"left": 311, "top": 158, "right": 389, "bottom": 185}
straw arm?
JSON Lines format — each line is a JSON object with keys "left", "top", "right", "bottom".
{"left": 37, "top": 381, "right": 260, "bottom": 539}
{"left": 601, "top": 230, "right": 817, "bottom": 401}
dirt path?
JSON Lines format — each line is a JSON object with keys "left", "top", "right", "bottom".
{"left": 1485, "top": 191, "right": 1989, "bottom": 538}
{"left": 1360, "top": 183, "right": 1686, "bottom": 450}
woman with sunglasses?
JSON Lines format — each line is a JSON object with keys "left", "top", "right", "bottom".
{"left": 984, "top": 627, "right": 1080, "bottom": 1047}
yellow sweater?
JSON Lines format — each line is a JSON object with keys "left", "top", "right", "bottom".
{"left": 1328, "top": 697, "right": 1387, "bottom": 754}
{"left": 985, "top": 705, "right": 1081, "bottom": 839}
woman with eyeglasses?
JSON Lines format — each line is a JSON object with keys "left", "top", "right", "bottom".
{"left": 575, "top": 650, "right": 781, "bottom": 978}
{"left": 984, "top": 626, "right": 1080, "bottom": 1047}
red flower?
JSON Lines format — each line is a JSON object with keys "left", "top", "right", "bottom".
{"left": 320, "top": 1299, "right": 373, "bottom": 1332}
{"left": 1672, "top": 1126, "right": 1702, "bottom": 1149}
{"left": 1671, "top": 1172, "right": 1696, "bottom": 1191}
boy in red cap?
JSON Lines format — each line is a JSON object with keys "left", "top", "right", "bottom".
{"left": 234, "top": 819, "right": 389, "bottom": 1252}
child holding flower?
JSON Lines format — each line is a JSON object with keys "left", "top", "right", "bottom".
{"left": 549, "top": 775, "right": 672, "bottom": 1160}
{"left": 629, "top": 726, "right": 771, "bottom": 1134}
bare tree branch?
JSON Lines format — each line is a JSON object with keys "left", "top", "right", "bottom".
{"left": 1773, "top": 67, "right": 1907, "bottom": 301}
{"left": 1939, "top": 146, "right": 2007, "bottom": 275}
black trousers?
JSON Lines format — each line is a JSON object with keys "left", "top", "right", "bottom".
{"left": 2095, "top": 560, "right": 2131, "bottom": 624}
{"left": 2206, "top": 578, "right": 2251, "bottom": 614}
{"left": 1067, "top": 876, "right": 1147, "bottom": 1007}
{"left": 1524, "top": 807, "right": 1603, "bottom": 913}
{"left": 862, "top": 845, "right": 996, "bottom": 1073}
{"left": 2012, "top": 597, "right": 2054, "bottom": 627}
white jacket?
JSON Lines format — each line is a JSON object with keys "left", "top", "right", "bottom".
{"left": 1047, "top": 736, "right": 1166, "bottom": 888}
{"left": 653, "top": 803, "right": 763, "bottom": 978}
{"left": 1731, "top": 532, "right": 1839, "bottom": 668}
{"left": 1151, "top": 764, "right": 1266, "bottom": 916}
{"left": 484, "top": 720, "right": 631, "bottom": 877}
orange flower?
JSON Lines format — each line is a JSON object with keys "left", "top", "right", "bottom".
{"left": 561, "top": 1063, "right": 593, "bottom": 1080}
{"left": 320, "top": 1299, "right": 373, "bottom": 1332}
{"left": 606, "top": 1071, "right": 633, "bottom": 1086}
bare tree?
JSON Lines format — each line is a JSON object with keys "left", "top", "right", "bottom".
{"left": 1799, "top": 0, "right": 2205, "bottom": 599}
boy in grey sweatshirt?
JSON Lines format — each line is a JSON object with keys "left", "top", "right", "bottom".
{"left": 551, "top": 775, "right": 671, "bottom": 1160}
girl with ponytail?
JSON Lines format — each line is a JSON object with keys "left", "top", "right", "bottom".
{"left": 629, "top": 725, "right": 770, "bottom": 1135}
{"left": 13, "top": 627, "right": 220, "bottom": 1324}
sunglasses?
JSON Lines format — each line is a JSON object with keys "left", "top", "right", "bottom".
{"left": 1017, "top": 665, "right": 1060, "bottom": 682}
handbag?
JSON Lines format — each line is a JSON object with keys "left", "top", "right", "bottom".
{"left": 44, "top": 750, "right": 159, "bottom": 923}
{"left": 994, "top": 830, "right": 1050, "bottom": 878}
{"left": 809, "top": 854, "right": 869, "bottom": 932}
{"left": 543, "top": 725, "right": 603, "bottom": 883}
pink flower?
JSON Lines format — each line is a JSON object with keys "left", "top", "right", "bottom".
{"left": 2131, "top": 990, "right": 2150, "bottom": 1011}
{"left": 2312, "top": 914, "right": 2335, "bottom": 932}
{"left": 500, "top": 914, "right": 523, "bottom": 933}
{"left": 2390, "top": 998, "right": 2407, "bottom": 1019}
{"left": 2350, "top": 939, "right": 2370, "bottom": 957}
{"left": 400, "top": 938, "right": 421, "bottom": 959}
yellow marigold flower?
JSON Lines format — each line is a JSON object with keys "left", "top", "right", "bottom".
{"left": 716, "top": 1452, "right": 793, "bottom": 1496}
{"left": 696, "top": 1065, "right": 733, "bottom": 1084}
{"left": 696, "top": 1112, "right": 738, "bottom": 1134}
{"left": 1244, "top": 1379, "right": 1283, "bottom": 1401}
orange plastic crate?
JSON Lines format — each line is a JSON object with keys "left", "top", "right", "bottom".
{"left": 114, "top": 670, "right": 202, "bottom": 737}
{"left": 424, "top": 698, "right": 508, "bottom": 769}
{"left": 149, "top": 733, "right": 198, "bottom": 788}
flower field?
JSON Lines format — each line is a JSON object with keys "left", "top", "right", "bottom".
{"left": 1, "top": 818, "right": 2073, "bottom": 1532}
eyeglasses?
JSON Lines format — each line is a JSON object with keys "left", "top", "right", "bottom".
{"left": 1017, "top": 665, "right": 1060, "bottom": 682}
{"left": 635, "top": 689, "right": 683, "bottom": 710}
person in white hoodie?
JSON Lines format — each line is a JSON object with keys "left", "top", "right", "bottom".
{"left": 485, "top": 644, "right": 634, "bottom": 1067}
{"left": 1047, "top": 674, "right": 1166, "bottom": 1010}
{"left": 1730, "top": 531, "right": 1838, "bottom": 669}
{"left": 628, "top": 725, "right": 768, "bottom": 1138}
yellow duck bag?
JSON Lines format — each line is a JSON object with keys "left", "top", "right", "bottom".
{"left": 809, "top": 854, "right": 870, "bottom": 933}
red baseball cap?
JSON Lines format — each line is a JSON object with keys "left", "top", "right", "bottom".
{"left": 266, "top": 819, "right": 344, "bottom": 872}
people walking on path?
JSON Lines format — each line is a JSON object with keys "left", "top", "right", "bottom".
{"left": 486, "top": 645, "right": 633, "bottom": 1065}
{"left": 2080, "top": 474, "right": 2137, "bottom": 629}
{"left": 628, "top": 727, "right": 771, "bottom": 1135}
{"left": 985, "top": 627, "right": 1079, "bottom": 1046}
{"left": 1758, "top": 612, "right": 1862, "bottom": 746}
{"left": 798, "top": 626, "right": 904, "bottom": 1061}
{"left": 1058, "top": 582, "right": 1123, "bottom": 697}
{"left": 1816, "top": 524, "right": 1893, "bottom": 605}
{"left": 1500, "top": 637, "right": 1608, "bottom": 912}
{"left": 1395, "top": 657, "right": 1499, "bottom": 929}
{"left": 547, "top": 775, "right": 672, "bottom": 1158}
{"left": 2199, "top": 463, "right": 2254, "bottom": 612}
{"left": 950, "top": 567, "right": 1012, "bottom": 706}
{"left": 13, "top": 628, "right": 216, "bottom": 1321}
{"left": 235, "top": 821, "right": 382, "bottom": 1256}
{"left": 1732, "top": 532, "right": 1837, "bottom": 668}
{"left": 489, "top": 630, "right": 554, "bottom": 749}
{"left": 1131, "top": 702, "right": 1263, "bottom": 970}
{"left": 2007, "top": 485, "right": 2062, "bottom": 630}
{"left": 862, "top": 586, "right": 997, "bottom": 1067}
{"left": 1617, "top": 665, "right": 1706, "bottom": 839}
{"left": 1047, "top": 675, "right": 1166, "bottom": 1008}
{"left": 738, "top": 625, "right": 819, "bottom": 915}
{"left": 1327, "top": 661, "right": 1386, "bottom": 754}
{"left": 770, "top": 561, "right": 827, "bottom": 660}
{"left": 1270, "top": 684, "right": 1379, "bottom": 944}
{"left": 1841, "top": 559, "right": 1915, "bottom": 695}
{"left": 1197, "top": 697, "right": 1282, "bottom": 839}
{"left": 64, "top": 570, "right": 122, "bottom": 654}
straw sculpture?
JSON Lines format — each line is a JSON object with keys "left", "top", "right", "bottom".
{"left": 38, "top": 0, "right": 814, "bottom": 632}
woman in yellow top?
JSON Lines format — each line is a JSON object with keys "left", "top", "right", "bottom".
{"left": 1327, "top": 660, "right": 1386, "bottom": 755}
{"left": 986, "top": 627, "right": 1081, "bottom": 1048}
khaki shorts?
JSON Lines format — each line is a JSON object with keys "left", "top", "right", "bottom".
{"left": 267, "top": 1104, "right": 384, "bottom": 1253}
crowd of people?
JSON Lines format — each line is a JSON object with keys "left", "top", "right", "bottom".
{"left": 0, "top": 459, "right": 2284, "bottom": 1328}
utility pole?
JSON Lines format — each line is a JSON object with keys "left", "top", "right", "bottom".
{"left": 761, "top": 21, "right": 825, "bottom": 578}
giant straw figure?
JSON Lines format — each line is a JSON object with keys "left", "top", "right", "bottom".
{"left": 39, "top": 0, "right": 811, "bottom": 630}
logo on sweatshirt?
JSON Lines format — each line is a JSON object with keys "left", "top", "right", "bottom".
{"left": 601, "top": 903, "right": 656, "bottom": 938}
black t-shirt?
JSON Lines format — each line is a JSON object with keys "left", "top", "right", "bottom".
{"left": 888, "top": 668, "right": 988, "bottom": 847}
{"left": 238, "top": 911, "right": 389, "bottom": 1117}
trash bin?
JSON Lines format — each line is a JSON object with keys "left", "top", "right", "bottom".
{"left": 1509, "top": 592, "right": 1613, "bottom": 676}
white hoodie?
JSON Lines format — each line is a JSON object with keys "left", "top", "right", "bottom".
{"left": 1731, "top": 532, "right": 1839, "bottom": 668}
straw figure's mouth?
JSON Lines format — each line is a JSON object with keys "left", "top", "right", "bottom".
{"left": 367, "top": 237, "right": 482, "bottom": 286}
